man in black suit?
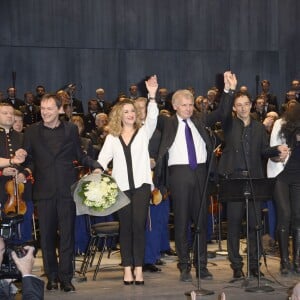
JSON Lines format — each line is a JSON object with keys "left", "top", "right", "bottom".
{"left": 154, "top": 72, "right": 237, "bottom": 282}
{"left": 218, "top": 92, "right": 288, "bottom": 279}
{"left": 0, "top": 238, "right": 44, "bottom": 299}
{"left": 21, "top": 94, "right": 101, "bottom": 292}
{"left": 95, "top": 88, "right": 112, "bottom": 114}
{"left": 260, "top": 79, "right": 278, "bottom": 112}
{"left": 250, "top": 95, "right": 276, "bottom": 123}
{"left": 84, "top": 99, "right": 100, "bottom": 134}
{"left": 3, "top": 87, "right": 24, "bottom": 110}
{"left": 19, "top": 92, "right": 41, "bottom": 127}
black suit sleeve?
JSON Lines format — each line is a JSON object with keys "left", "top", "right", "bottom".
{"left": 22, "top": 276, "right": 44, "bottom": 300}
{"left": 205, "top": 91, "right": 234, "bottom": 127}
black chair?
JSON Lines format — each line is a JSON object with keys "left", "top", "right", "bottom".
{"left": 80, "top": 218, "right": 120, "bottom": 280}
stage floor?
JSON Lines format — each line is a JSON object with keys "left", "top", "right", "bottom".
{"left": 22, "top": 240, "right": 298, "bottom": 299}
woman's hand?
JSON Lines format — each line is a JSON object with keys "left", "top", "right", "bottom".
{"left": 145, "top": 75, "right": 158, "bottom": 98}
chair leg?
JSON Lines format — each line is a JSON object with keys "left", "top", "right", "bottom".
{"left": 93, "top": 236, "right": 107, "bottom": 280}
{"left": 81, "top": 235, "right": 98, "bottom": 275}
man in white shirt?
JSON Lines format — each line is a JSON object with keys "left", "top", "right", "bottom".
{"left": 154, "top": 72, "right": 237, "bottom": 282}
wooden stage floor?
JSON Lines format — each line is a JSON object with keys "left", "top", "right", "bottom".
{"left": 24, "top": 240, "right": 298, "bottom": 300}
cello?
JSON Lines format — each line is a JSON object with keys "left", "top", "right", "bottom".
{"left": 4, "top": 173, "right": 27, "bottom": 216}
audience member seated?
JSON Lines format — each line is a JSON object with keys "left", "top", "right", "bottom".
{"left": 84, "top": 99, "right": 100, "bottom": 134}
{"left": 86, "top": 113, "right": 109, "bottom": 155}
{"left": 34, "top": 85, "right": 46, "bottom": 106}
{"left": 3, "top": 87, "right": 24, "bottom": 110}
{"left": 19, "top": 92, "right": 41, "bottom": 127}
{"left": 260, "top": 79, "right": 278, "bottom": 112}
{"left": 95, "top": 88, "right": 112, "bottom": 114}
{"left": 128, "top": 84, "right": 139, "bottom": 100}
{"left": 66, "top": 84, "right": 84, "bottom": 114}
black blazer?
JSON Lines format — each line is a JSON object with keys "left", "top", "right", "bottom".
{"left": 218, "top": 116, "right": 279, "bottom": 178}
{"left": 23, "top": 121, "right": 100, "bottom": 201}
{"left": 0, "top": 276, "right": 44, "bottom": 300}
{"left": 154, "top": 91, "right": 235, "bottom": 190}
{"left": 3, "top": 98, "right": 25, "bottom": 110}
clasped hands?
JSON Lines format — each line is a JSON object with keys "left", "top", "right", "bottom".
{"left": 224, "top": 71, "right": 237, "bottom": 91}
{"left": 277, "top": 144, "right": 290, "bottom": 162}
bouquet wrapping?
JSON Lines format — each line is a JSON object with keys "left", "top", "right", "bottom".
{"left": 72, "top": 173, "right": 130, "bottom": 216}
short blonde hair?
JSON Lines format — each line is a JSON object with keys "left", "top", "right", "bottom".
{"left": 172, "top": 89, "right": 194, "bottom": 105}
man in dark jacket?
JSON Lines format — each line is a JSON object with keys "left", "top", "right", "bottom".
{"left": 21, "top": 94, "right": 101, "bottom": 292}
{"left": 218, "top": 91, "right": 289, "bottom": 279}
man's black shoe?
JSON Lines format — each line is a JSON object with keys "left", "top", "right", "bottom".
{"left": 250, "top": 269, "right": 264, "bottom": 278}
{"left": 46, "top": 280, "right": 58, "bottom": 291}
{"left": 143, "top": 264, "right": 161, "bottom": 272}
{"left": 60, "top": 281, "right": 76, "bottom": 292}
{"left": 200, "top": 268, "right": 213, "bottom": 280}
{"left": 155, "top": 259, "right": 166, "bottom": 266}
{"left": 180, "top": 269, "right": 192, "bottom": 282}
{"left": 207, "top": 251, "right": 216, "bottom": 259}
{"left": 195, "top": 268, "right": 213, "bottom": 280}
{"left": 233, "top": 269, "right": 243, "bottom": 279}
{"left": 163, "top": 249, "right": 177, "bottom": 256}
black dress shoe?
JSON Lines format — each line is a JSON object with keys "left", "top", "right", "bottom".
{"left": 123, "top": 280, "right": 134, "bottom": 285}
{"left": 143, "top": 264, "right": 161, "bottom": 272}
{"left": 250, "top": 269, "right": 264, "bottom": 278}
{"left": 134, "top": 280, "right": 144, "bottom": 285}
{"left": 199, "top": 268, "right": 213, "bottom": 280}
{"left": 60, "top": 281, "right": 75, "bottom": 292}
{"left": 162, "top": 249, "right": 177, "bottom": 256}
{"left": 155, "top": 259, "right": 166, "bottom": 266}
{"left": 233, "top": 269, "right": 243, "bottom": 279}
{"left": 46, "top": 280, "right": 58, "bottom": 291}
{"left": 180, "top": 269, "right": 192, "bottom": 282}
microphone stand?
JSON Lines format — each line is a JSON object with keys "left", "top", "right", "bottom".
{"left": 241, "top": 131, "right": 274, "bottom": 293}
{"left": 185, "top": 128, "right": 216, "bottom": 297}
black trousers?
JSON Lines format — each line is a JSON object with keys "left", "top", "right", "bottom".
{"left": 168, "top": 164, "right": 207, "bottom": 270}
{"left": 37, "top": 195, "right": 76, "bottom": 282}
{"left": 227, "top": 199, "right": 261, "bottom": 270}
{"left": 118, "top": 184, "right": 151, "bottom": 267}
{"left": 274, "top": 179, "right": 300, "bottom": 231}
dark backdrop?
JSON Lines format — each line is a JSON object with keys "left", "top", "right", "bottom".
{"left": 0, "top": 0, "right": 299, "bottom": 109}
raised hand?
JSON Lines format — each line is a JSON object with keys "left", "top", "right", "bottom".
{"left": 224, "top": 71, "right": 237, "bottom": 91}
{"left": 145, "top": 75, "right": 159, "bottom": 98}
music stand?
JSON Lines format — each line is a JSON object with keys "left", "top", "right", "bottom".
{"left": 219, "top": 178, "right": 275, "bottom": 292}
{"left": 214, "top": 192, "right": 228, "bottom": 256}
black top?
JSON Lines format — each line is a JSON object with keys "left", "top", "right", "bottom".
{"left": 233, "top": 123, "right": 252, "bottom": 173}
{"left": 41, "top": 122, "right": 65, "bottom": 156}
{"left": 278, "top": 142, "right": 300, "bottom": 184}
{"left": 119, "top": 130, "right": 139, "bottom": 191}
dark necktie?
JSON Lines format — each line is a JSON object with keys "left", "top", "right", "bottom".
{"left": 183, "top": 119, "right": 197, "bottom": 170}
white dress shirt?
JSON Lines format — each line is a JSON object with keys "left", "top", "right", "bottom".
{"left": 168, "top": 115, "right": 207, "bottom": 166}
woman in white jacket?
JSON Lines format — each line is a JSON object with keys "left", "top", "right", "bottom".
{"left": 98, "top": 76, "right": 158, "bottom": 285}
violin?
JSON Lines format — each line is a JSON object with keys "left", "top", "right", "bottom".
{"left": 4, "top": 177, "right": 27, "bottom": 215}
{"left": 208, "top": 194, "right": 222, "bottom": 216}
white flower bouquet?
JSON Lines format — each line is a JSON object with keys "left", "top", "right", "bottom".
{"left": 72, "top": 173, "right": 130, "bottom": 216}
